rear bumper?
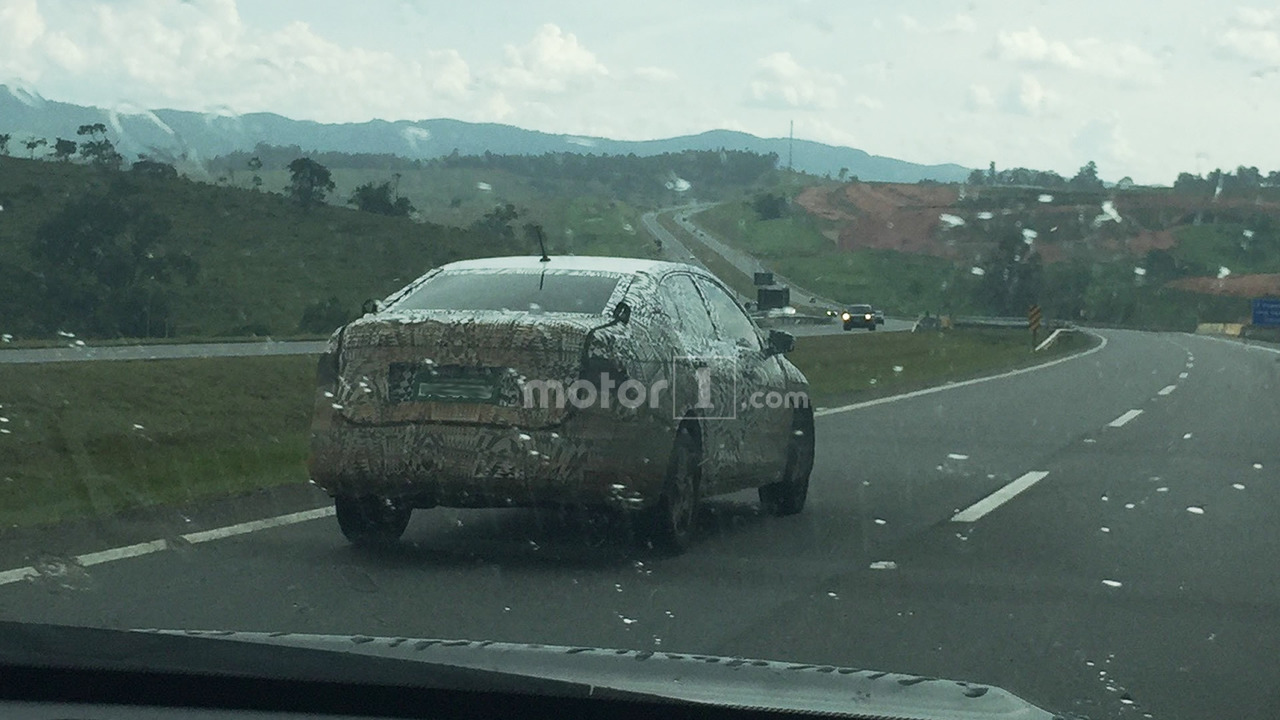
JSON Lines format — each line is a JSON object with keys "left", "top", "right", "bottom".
{"left": 307, "top": 411, "right": 673, "bottom": 511}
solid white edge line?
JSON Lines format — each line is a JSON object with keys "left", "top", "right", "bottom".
{"left": 1108, "top": 409, "right": 1143, "bottom": 428}
{"left": 0, "top": 505, "right": 335, "bottom": 587}
{"left": 1187, "top": 333, "right": 1280, "bottom": 355}
{"left": 952, "top": 471, "right": 1050, "bottom": 523}
{"left": 0, "top": 567, "right": 38, "bottom": 586}
{"left": 815, "top": 331, "right": 1108, "bottom": 418}
{"left": 1158, "top": 385, "right": 1176, "bottom": 396}
{"left": 77, "top": 539, "right": 169, "bottom": 567}
{"left": 181, "top": 506, "right": 335, "bottom": 544}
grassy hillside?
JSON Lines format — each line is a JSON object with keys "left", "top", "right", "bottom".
{"left": 0, "top": 156, "right": 659, "bottom": 340}
{"left": 699, "top": 181, "right": 1280, "bottom": 329}
{"left": 694, "top": 199, "right": 979, "bottom": 316}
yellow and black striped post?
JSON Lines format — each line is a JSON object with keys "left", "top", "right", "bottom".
{"left": 1028, "top": 304, "right": 1042, "bottom": 348}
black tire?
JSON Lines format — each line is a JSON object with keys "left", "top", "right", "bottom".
{"left": 759, "top": 409, "right": 815, "bottom": 516}
{"left": 335, "top": 495, "right": 412, "bottom": 548}
{"left": 639, "top": 426, "right": 701, "bottom": 554}
{"left": 868, "top": 323, "right": 876, "bottom": 331}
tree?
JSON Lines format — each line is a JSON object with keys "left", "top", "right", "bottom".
{"left": 751, "top": 192, "right": 788, "bottom": 220}
{"left": 1069, "top": 161, "right": 1104, "bottom": 190}
{"left": 966, "top": 169, "right": 986, "bottom": 186}
{"left": 0, "top": 134, "right": 9, "bottom": 156}
{"left": 974, "top": 228, "right": 1043, "bottom": 315}
{"left": 130, "top": 159, "right": 178, "bottom": 179}
{"left": 247, "top": 155, "right": 263, "bottom": 190}
{"left": 471, "top": 203, "right": 520, "bottom": 240}
{"left": 76, "top": 123, "right": 122, "bottom": 169}
{"left": 349, "top": 180, "right": 414, "bottom": 216}
{"left": 28, "top": 191, "right": 198, "bottom": 337}
{"left": 299, "top": 297, "right": 351, "bottom": 334}
{"left": 53, "top": 138, "right": 77, "bottom": 162}
{"left": 24, "top": 137, "right": 46, "bottom": 158}
{"left": 837, "top": 167, "right": 849, "bottom": 182}
{"left": 287, "top": 157, "right": 335, "bottom": 209}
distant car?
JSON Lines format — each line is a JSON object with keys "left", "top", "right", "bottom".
{"left": 873, "top": 309, "right": 885, "bottom": 325}
{"left": 308, "top": 256, "right": 814, "bottom": 554}
{"left": 842, "top": 304, "right": 877, "bottom": 331}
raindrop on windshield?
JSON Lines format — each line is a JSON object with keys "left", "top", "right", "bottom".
{"left": 1124, "top": 503, "right": 1136, "bottom": 509}
{"left": 1187, "top": 506, "right": 1205, "bottom": 515}
{"left": 1101, "top": 527, "right": 1110, "bottom": 533}
{"left": 1102, "top": 579, "right": 1123, "bottom": 588}
{"left": 947, "top": 453, "right": 969, "bottom": 460}
{"left": 1253, "top": 463, "right": 1263, "bottom": 470}
{"left": 873, "top": 518, "right": 887, "bottom": 525}
{"left": 1232, "top": 483, "right": 1246, "bottom": 490}
{"left": 892, "top": 365, "right": 903, "bottom": 373}
{"left": 869, "top": 561, "right": 898, "bottom": 570}
{"left": 970, "top": 266, "right": 986, "bottom": 276}
{"left": 1156, "top": 487, "right": 1168, "bottom": 493}
{"left": 1182, "top": 433, "right": 1192, "bottom": 439}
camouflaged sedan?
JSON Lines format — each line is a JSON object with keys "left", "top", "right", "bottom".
{"left": 307, "top": 256, "right": 814, "bottom": 553}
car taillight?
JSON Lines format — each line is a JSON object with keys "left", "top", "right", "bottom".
{"left": 578, "top": 355, "right": 629, "bottom": 388}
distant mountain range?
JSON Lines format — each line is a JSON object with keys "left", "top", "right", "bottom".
{"left": 0, "top": 84, "right": 971, "bottom": 183}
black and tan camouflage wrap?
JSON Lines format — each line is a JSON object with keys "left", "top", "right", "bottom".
{"left": 307, "top": 257, "right": 809, "bottom": 511}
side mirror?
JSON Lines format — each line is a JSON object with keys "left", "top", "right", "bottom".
{"left": 612, "top": 301, "right": 632, "bottom": 325}
{"left": 361, "top": 298, "right": 382, "bottom": 315}
{"left": 766, "top": 329, "right": 795, "bottom": 356}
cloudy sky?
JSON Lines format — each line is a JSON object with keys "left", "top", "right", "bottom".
{"left": 1, "top": 0, "right": 1278, "bottom": 184}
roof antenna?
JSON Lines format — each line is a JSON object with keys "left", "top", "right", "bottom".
{"left": 534, "top": 224, "right": 551, "bottom": 263}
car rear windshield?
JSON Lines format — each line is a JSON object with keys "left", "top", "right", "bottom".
{"left": 391, "top": 269, "right": 624, "bottom": 314}
{"left": 849, "top": 305, "right": 872, "bottom": 312}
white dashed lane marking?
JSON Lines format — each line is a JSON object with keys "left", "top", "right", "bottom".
{"left": 952, "top": 471, "right": 1051, "bottom": 523}
{"left": 1158, "top": 385, "right": 1177, "bottom": 396}
{"left": 1108, "top": 409, "right": 1144, "bottom": 428}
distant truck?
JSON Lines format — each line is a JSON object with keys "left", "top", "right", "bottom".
{"left": 756, "top": 285, "right": 790, "bottom": 311}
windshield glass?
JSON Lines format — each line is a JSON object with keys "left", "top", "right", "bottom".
{"left": 2, "top": 4, "right": 1277, "bottom": 720}
{"left": 392, "top": 270, "right": 622, "bottom": 314}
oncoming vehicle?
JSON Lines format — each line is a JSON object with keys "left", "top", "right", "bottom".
{"left": 841, "top": 304, "right": 876, "bottom": 331}
{"left": 307, "top": 256, "right": 814, "bottom": 553}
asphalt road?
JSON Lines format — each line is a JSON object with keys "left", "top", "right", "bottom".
{"left": 2, "top": 328, "right": 1278, "bottom": 719}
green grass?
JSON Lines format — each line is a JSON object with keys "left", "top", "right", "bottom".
{"left": 693, "top": 202, "right": 976, "bottom": 315}
{"left": 656, "top": 214, "right": 759, "bottom": 299}
{"left": 0, "top": 157, "right": 660, "bottom": 342}
{"left": 0, "top": 328, "right": 1096, "bottom": 530}
{"left": 1170, "top": 224, "right": 1280, "bottom": 275}
{"left": 0, "top": 356, "right": 315, "bottom": 529}
{"left": 789, "top": 327, "right": 1093, "bottom": 405}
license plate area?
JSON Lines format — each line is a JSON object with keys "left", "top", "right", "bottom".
{"left": 388, "top": 363, "right": 515, "bottom": 405}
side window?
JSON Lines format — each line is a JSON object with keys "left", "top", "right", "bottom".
{"left": 659, "top": 274, "right": 716, "bottom": 341}
{"left": 696, "top": 278, "right": 760, "bottom": 348}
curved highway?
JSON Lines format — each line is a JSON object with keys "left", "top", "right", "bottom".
{"left": 1, "top": 328, "right": 1278, "bottom": 719}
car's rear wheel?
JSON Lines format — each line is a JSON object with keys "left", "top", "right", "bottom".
{"left": 639, "top": 425, "right": 701, "bottom": 554}
{"left": 759, "top": 409, "right": 815, "bottom": 516}
{"left": 335, "top": 495, "right": 412, "bottom": 548}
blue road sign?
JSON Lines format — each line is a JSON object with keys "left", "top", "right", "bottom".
{"left": 1253, "top": 298, "right": 1280, "bottom": 327}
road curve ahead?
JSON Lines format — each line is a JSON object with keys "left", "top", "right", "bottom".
{"left": 1, "top": 332, "right": 1278, "bottom": 719}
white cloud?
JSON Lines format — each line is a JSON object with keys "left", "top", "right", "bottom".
{"left": 902, "top": 13, "right": 976, "bottom": 34}
{"left": 0, "top": 0, "right": 476, "bottom": 123}
{"left": 747, "top": 51, "right": 845, "bottom": 110}
{"left": 493, "top": 24, "right": 608, "bottom": 93}
{"left": 994, "top": 27, "right": 1160, "bottom": 84}
{"left": 967, "top": 84, "right": 996, "bottom": 110}
{"left": 1218, "top": 8, "right": 1280, "bottom": 65}
{"left": 1071, "top": 118, "right": 1135, "bottom": 170}
{"left": 853, "top": 94, "right": 883, "bottom": 110}
{"left": 1000, "top": 74, "right": 1058, "bottom": 115}
{"left": 633, "top": 66, "right": 678, "bottom": 83}
{"left": 995, "top": 27, "right": 1083, "bottom": 68}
